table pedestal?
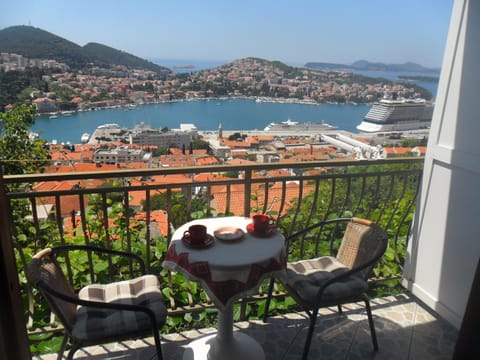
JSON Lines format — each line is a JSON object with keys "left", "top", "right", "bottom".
{"left": 182, "top": 304, "right": 265, "bottom": 360}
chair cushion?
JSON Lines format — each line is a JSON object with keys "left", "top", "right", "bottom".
{"left": 72, "top": 274, "right": 167, "bottom": 341}
{"left": 283, "top": 256, "right": 368, "bottom": 306}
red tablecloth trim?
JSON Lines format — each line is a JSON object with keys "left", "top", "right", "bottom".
{"left": 165, "top": 243, "right": 286, "bottom": 307}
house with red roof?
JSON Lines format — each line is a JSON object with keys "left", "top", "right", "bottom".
{"left": 384, "top": 146, "right": 413, "bottom": 157}
{"left": 32, "top": 97, "right": 56, "bottom": 113}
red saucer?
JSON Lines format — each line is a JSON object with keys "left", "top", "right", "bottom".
{"left": 246, "top": 223, "right": 276, "bottom": 238}
{"left": 181, "top": 234, "right": 215, "bottom": 248}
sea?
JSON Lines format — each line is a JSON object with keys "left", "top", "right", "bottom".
{"left": 31, "top": 66, "right": 439, "bottom": 144}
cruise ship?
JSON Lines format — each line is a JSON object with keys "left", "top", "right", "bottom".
{"left": 356, "top": 98, "right": 434, "bottom": 133}
{"left": 264, "top": 118, "right": 337, "bottom": 131}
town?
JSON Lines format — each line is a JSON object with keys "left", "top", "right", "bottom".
{"left": 45, "top": 117, "right": 427, "bottom": 169}
{"left": 0, "top": 52, "right": 431, "bottom": 113}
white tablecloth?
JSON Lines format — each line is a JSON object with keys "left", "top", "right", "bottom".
{"left": 163, "top": 216, "right": 286, "bottom": 310}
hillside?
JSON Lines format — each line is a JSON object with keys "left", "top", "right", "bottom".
{"left": 305, "top": 60, "right": 440, "bottom": 74}
{"left": 82, "top": 42, "right": 168, "bottom": 74}
{"left": 0, "top": 25, "right": 170, "bottom": 74}
{"left": 0, "top": 26, "right": 89, "bottom": 68}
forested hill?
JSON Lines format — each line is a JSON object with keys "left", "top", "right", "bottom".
{"left": 82, "top": 42, "right": 168, "bottom": 74}
{"left": 0, "top": 25, "right": 170, "bottom": 74}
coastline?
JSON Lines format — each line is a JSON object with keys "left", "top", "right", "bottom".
{"left": 36, "top": 96, "right": 373, "bottom": 119}
{"left": 30, "top": 98, "right": 376, "bottom": 143}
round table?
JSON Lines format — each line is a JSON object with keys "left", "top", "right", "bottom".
{"left": 163, "top": 216, "right": 286, "bottom": 360}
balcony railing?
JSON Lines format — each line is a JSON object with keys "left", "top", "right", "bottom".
{"left": 3, "top": 158, "right": 423, "bottom": 339}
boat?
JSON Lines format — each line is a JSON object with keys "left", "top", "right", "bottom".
{"left": 356, "top": 97, "right": 434, "bottom": 133}
{"left": 264, "top": 118, "right": 337, "bottom": 132}
{"left": 97, "top": 123, "right": 121, "bottom": 129}
{"left": 61, "top": 110, "right": 74, "bottom": 116}
{"left": 28, "top": 132, "right": 39, "bottom": 140}
{"left": 81, "top": 133, "right": 90, "bottom": 143}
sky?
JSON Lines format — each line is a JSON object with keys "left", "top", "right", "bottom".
{"left": 2, "top": 0, "right": 453, "bottom": 68}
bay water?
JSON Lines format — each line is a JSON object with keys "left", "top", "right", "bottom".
{"left": 32, "top": 99, "right": 372, "bottom": 143}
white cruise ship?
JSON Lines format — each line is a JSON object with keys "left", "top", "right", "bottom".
{"left": 356, "top": 98, "right": 434, "bottom": 133}
{"left": 264, "top": 118, "right": 337, "bottom": 132}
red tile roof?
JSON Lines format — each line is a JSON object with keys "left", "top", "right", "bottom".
{"left": 384, "top": 147, "right": 412, "bottom": 155}
{"left": 225, "top": 158, "right": 257, "bottom": 165}
{"left": 44, "top": 163, "right": 119, "bottom": 173}
{"left": 211, "top": 180, "right": 314, "bottom": 216}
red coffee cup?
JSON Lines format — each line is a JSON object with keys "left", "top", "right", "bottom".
{"left": 252, "top": 214, "right": 274, "bottom": 233}
{"left": 183, "top": 224, "right": 207, "bottom": 244}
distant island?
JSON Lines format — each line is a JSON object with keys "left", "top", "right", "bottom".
{"left": 398, "top": 75, "right": 439, "bottom": 82}
{"left": 305, "top": 60, "right": 440, "bottom": 74}
{"left": 173, "top": 64, "right": 195, "bottom": 69}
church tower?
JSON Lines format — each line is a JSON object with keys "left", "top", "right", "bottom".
{"left": 218, "top": 123, "right": 223, "bottom": 139}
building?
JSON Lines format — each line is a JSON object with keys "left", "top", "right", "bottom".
{"left": 129, "top": 123, "right": 194, "bottom": 149}
{"left": 32, "top": 98, "right": 57, "bottom": 113}
{"left": 207, "top": 138, "right": 231, "bottom": 159}
{"left": 93, "top": 146, "right": 152, "bottom": 166}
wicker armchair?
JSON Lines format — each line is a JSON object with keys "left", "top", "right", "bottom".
{"left": 263, "top": 217, "right": 389, "bottom": 360}
{"left": 27, "top": 245, "right": 167, "bottom": 360}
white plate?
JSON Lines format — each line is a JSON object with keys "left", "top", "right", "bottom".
{"left": 214, "top": 226, "right": 245, "bottom": 242}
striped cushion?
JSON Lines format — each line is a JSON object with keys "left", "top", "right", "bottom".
{"left": 283, "top": 257, "right": 368, "bottom": 306}
{"left": 73, "top": 274, "right": 167, "bottom": 341}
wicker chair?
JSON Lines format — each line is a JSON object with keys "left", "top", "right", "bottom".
{"left": 263, "top": 217, "right": 389, "bottom": 360}
{"left": 27, "top": 245, "right": 167, "bottom": 360}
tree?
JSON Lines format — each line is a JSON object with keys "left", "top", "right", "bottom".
{"left": 191, "top": 139, "right": 209, "bottom": 150}
{"left": 0, "top": 104, "right": 50, "bottom": 175}
{"left": 141, "top": 191, "right": 206, "bottom": 228}
{"left": 228, "top": 132, "right": 246, "bottom": 141}
{"left": 0, "top": 68, "right": 50, "bottom": 109}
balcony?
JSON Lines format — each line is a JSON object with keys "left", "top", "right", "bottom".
{"left": 31, "top": 294, "right": 457, "bottom": 359}
{"left": 2, "top": 158, "right": 458, "bottom": 359}
{"left": 3, "top": 2, "right": 480, "bottom": 358}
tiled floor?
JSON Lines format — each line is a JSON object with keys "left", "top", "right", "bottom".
{"left": 35, "top": 293, "right": 458, "bottom": 360}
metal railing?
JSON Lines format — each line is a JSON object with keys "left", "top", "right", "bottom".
{"left": 3, "top": 158, "right": 423, "bottom": 335}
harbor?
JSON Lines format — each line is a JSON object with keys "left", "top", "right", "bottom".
{"left": 31, "top": 98, "right": 372, "bottom": 144}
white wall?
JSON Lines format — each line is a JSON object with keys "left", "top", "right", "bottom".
{"left": 403, "top": 0, "right": 480, "bottom": 329}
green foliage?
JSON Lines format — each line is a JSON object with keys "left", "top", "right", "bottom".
{"left": 228, "top": 132, "right": 246, "bottom": 141}
{"left": 141, "top": 191, "right": 207, "bottom": 229}
{"left": 0, "top": 104, "right": 50, "bottom": 174}
{"left": 191, "top": 139, "right": 209, "bottom": 150}
{"left": 152, "top": 147, "right": 170, "bottom": 156}
{"left": 0, "top": 68, "right": 50, "bottom": 109}
{"left": 401, "top": 137, "right": 428, "bottom": 147}
{"left": 223, "top": 170, "right": 239, "bottom": 179}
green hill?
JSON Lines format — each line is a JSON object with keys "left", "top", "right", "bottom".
{"left": 0, "top": 25, "right": 170, "bottom": 74}
{"left": 0, "top": 26, "right": 89, "bottom": 68}
{"left": 82, "top": 42, "right": 167, "bottom": 73}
